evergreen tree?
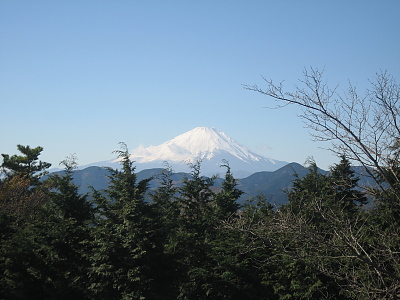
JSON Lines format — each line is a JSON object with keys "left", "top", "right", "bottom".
{"left": 233, "top": 160, "right": 355, "bottom": 299}
{"left": 274, "top": 158, "right": 386, "bottom": 299}
{"left": 212, "top": 161, "right": 242, "bottom": 220}
{"left": 328, "top": 155, "right": 367, "bottom": 213}
{"left": 88, "top": 143, "right": 157, "bottom": 299}
{"left": 285, "top": 159, "right": 331, "bottom": 223}
{"left": 1, "top": 145, "right": 51, "bottom": 186}
{"left": 172, "top": 161, "right": 270, "bottom": 299}
{"left": 217, "top": 194, "right": 278, "bottom": 300}
{"left": 48, "top": 155, "right": 93, "bottom": 224}
{"left": 1, "top": 154, "right": 93, "bottom": 299}
{"left": 150, "top": 163, "right": 180, "bottom": 234}
{"left": 148, "top": 164, "right": 183, "bottom": 299}
{"left": 285, "top": 156, "right": 366, "bottom": 222}
{"left": 178, "top": 160, "right": 215, "bottom": 228}
{"left": 0, "top": 145, "right": 51, "bottom": 221}
{"left": 172, "top": 161, "right": 217, "bottom": 299}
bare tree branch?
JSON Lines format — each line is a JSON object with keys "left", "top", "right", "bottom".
{"left": 244, "top": 69, "right": 400, "bottom": 203}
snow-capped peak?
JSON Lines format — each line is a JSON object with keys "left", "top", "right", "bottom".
{"left": 129, "top": 127, "right": 273, "bottom": 164}
{"left": 85, "top": 127, "right": 287, "bottom": 177}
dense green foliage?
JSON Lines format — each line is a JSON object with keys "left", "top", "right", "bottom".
{"left": 1, "top": 145, "right": 399, "bottom": 299}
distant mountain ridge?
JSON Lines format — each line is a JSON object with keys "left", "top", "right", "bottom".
{"left": 68, "top": 162, "right": 375, "bottom": 206}
{"left": 84, "top": 127, "right": 288, "bottom": 178}
{"left": 69, "top": 162, "right": 311, "bottom": 205}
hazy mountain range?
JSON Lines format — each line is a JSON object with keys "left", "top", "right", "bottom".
{"left": 67, "top": 162, "right": 373, "bottom": 206}
{"left": 68, "top": 162, "right": 310, "bottom": 205}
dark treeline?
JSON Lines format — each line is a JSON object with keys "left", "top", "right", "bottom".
{"left": 0, "top": 143, "right": 399, "bottom": 299}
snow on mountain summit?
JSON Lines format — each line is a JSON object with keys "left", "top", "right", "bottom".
{"left": 130, "top": 127, "right": 264, "bottom": 163}
{"left": 127, "top": 127, "right": 287, "bottom": 176}
{"left": 79, "top": 127, "right": 288, "bottom": 177}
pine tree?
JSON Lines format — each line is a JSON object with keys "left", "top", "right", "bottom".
{"left": 1, "top": 145, "right": 51, "bottom": 186}
{"left": 0, "top": 145, "right": 51, "bottom": 220}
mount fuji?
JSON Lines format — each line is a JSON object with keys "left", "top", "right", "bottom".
{"left": 111, "top": 127, "right": 288, "bottom": 178}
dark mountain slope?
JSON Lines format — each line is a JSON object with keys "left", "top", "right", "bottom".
{"left": 56, "top": 162, "right": 375, "bottom": 206}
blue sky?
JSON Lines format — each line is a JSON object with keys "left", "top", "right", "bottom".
{"left": 1, "top": 1, "right": 399, "bottom": 171}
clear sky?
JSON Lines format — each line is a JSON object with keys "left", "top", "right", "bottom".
{"left": 1, "top": 1, "right": 399, "bottom": 171}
